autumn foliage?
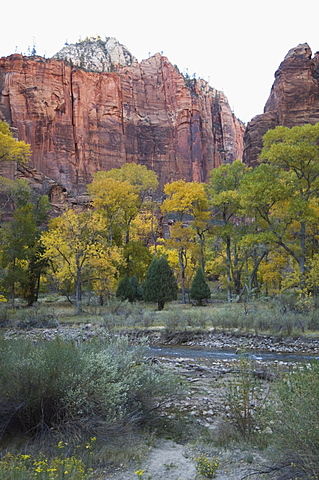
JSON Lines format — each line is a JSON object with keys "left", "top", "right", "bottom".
{"left": 1, "top": 121, "right": 319, "bottom": 308}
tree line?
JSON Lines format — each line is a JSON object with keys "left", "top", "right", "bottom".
{"left": 1, "top": 119, "right": 319, "bottom": 309}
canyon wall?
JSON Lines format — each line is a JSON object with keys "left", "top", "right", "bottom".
{"left": 243, "top": 43, "right": 319, "bottom": 166}
{"left": 0, "top": 52, "right": 244, "bottom": 196}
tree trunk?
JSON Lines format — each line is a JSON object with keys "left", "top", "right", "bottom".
{"left": 226, "top": 236, "right": 232, "bottom": 302}
{"left": 299, "top": 221, "right": 307, "bottom": 293}
{"left": 75, "top": 265, "right": 82, "bottom": 314}
{"left": 179, "top": 248, "right": 187, "bottom": 304}
{"left": 237, "top": 250, "right": 268, "bottom": 302}
{"left": 11, "top": 257, "right": 16, "bottom": 308}
{"left": 197, "top": 229, "right": 206, "bottom": 272}
{"left": 158, "top": 300, "right": 165, "bottom": 311}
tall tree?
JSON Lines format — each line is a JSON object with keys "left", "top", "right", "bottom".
{"left": 143, "top": 257, "right": 178, "bottom": 310}
{"left": 161, "top": 180, "right": 210, "bottom": 302}
{"left": 241, "top": 122, "right": 319, "bottom": 292}
{"left": 41, "top": 210, "right": 121, "bottom": 312}
{"left": 87, "top": 176, "right": 139, "bottom": 246}
{"left": 0, "top": 182, "right": 50, "bottom": 306}
{"left": 209, "top": 160, "right": 250, "bottom": 300}
{"left": 190, "top": 267, "right": 211, "bottom": 305}
{"left": 164, "top": 221, "right": 198, "bottom": 304}
{"left": 88, "top": 165, "right": 160, "bottom": 279}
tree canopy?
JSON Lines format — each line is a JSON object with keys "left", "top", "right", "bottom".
{"left": 2, "top": 123, "right": 319, "bottom": 307}
{"left": 0, "top": 120, "right": 30, "bottom": 164}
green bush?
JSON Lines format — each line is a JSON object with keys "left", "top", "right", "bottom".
{"left": 268, "top": 361, "right": 319, "bottom": 479}
{"left": 0, "top": 337, "right": 180, "bottom": 442}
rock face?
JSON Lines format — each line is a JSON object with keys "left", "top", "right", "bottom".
{"left": 52, "top": 37, "right": 137, "bottom": 72}
{"left": 243, "top": 43, "right": 319, "bottom": 166}
{"left": 0, "top": 44, "right": 244, "bottom": 194}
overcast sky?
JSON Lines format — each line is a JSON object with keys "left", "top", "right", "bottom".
{"left": 1, "top": 0, "right": 318, "bottom": 124}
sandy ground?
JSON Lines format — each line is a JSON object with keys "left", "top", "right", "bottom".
{"left": 101, "top": 438, "right": 269, "bottom": 480}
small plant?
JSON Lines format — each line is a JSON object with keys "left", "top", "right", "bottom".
{"left": 134, "top": 470, "right": 152, "bottom": 479}
{"left": 164, "top": 462, "right": 177, "bottom": 470}
{"left": 195, "top": 455, "right": 219, "bottom": 478}
{"left": 225, "top": 353, "right": 265, "bottom": 440}
{"left": 0, "top": 447, "right": 92, "bottom": 480}
{"left": 134, "top": 470, "right": 145, "bottom": 477}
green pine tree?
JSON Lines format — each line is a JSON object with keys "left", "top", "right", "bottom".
{"left": 190, "top": 267, "right": 211, "bottom": 305}
{"left": 130, "top": 276, "right": 143, "bottom": 301}
{"left": 143, "top": 256, "right": 178, "bottom": 310}
{"left": 116, "top": 275, "right": 135, "bottom": 302}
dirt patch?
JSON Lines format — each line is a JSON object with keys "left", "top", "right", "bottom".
{"left": 103, "top": 439, "right": 196, "bottom": 480}
{"left": 101, "top": 439, "right": 269, "bottom": 480}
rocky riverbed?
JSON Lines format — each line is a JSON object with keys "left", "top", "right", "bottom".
{"left": 5, "top": 324, "right": 319, "bottom": 355}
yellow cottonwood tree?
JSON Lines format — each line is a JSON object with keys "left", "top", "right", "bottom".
{"left": 88, "top": 165, "right": 160, "bottom": 278}
{"left": 41, "top": 210, "right": 121, "bottom": 312}
{"left": 240, "top": 123, "right": 319, "bottom": 292}
{"left": 100, "top": 163, "right": 159, "bottom": 205}
{"left": 161, "top": 180, "right": 210, "bottom": 302}
{"left": 209, "top": 160, "right": 250, "bottom": 300}
{"left": 0, "top": 120, "right": 30, "bottom": 164}
{"left": 87, "top": 175, "right": 139, "bottom": 245}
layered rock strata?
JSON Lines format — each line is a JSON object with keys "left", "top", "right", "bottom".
{"left": 243, "top": 43, "right": 319, "bottom": 166}
{"left": 0, "top": 51, "right": 244, "bottom": 194}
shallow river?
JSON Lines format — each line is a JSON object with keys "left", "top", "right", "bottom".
{"left": 149, "top": 344, "right": 319, "bottom": 363}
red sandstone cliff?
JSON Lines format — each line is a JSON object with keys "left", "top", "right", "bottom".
{"left": 243, "top": 43, "right": 319, "bottom": 166}
{"left": 0, "top": 52, "right": 244, "bottom": 195}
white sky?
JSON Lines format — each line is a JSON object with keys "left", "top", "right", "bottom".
{"left": 1, "top": 0, "right": 319, "bottom": 124}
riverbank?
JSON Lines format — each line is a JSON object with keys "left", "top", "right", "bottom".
{"left": 135, "top": 328, "right": 319, "bottom": 354}
{"left": 4, "top": 325, "right": 319, "bottom": 355}
{"left": 2, "top": 324, "right": 317, "bottom": 480}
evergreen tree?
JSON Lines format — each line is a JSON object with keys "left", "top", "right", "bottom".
{"left": 143, "top": 257, "right": 178, "bottom": 310}
{"left": 130, "top": 275, "right": 143, "bottom": 301}
{"left": 116, "top": 275, "right": 135, "bottom": 302}
{"left": 190, "top": 267, "right": 211, "bottom": 305}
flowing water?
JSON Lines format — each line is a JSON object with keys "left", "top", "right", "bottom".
{"left": 149, "top": 344, "right": 319, "bottom": 363}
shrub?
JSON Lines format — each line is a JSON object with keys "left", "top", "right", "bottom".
{"left": 225, "top": 354, "right": 265, "bottom": 440}
{"left": 268, "top": 361, "right": 319, "bottom": 479}
{"left": 163, "top": 308, "right": 208, "bottom": 332}
{"left": 0, "top": 337, "right": 180, "bottom": 442}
